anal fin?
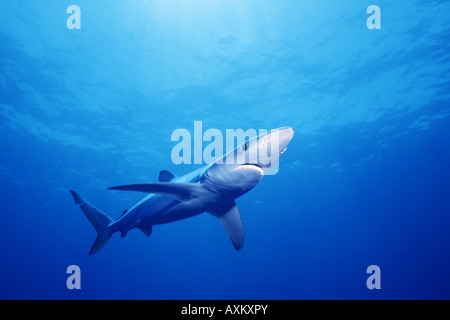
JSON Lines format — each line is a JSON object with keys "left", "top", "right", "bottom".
{"left": 138, "top": 225, "right": 153, "bottom": 237}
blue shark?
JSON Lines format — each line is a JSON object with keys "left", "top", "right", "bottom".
{"left": 70, "top": 127, "right": 294, "bottom": 254}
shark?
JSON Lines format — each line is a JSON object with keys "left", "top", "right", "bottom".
{"left": 70, "top": 127, "right": 294, "bottom": 254}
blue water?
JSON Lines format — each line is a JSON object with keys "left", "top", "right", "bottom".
{"left": 1, "top": 0, "right": 449, "bottom": 300}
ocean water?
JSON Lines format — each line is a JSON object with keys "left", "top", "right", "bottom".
{"left": 0, "top": 0, "right": 449, "bottom": 300}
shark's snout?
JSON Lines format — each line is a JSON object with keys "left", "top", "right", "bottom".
{"left": 276, "top": 127, "right": 294, "bottom": 152}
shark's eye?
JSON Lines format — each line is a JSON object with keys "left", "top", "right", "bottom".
{"left": 242, "top": 142, "right": 249, "bottom": 151}
{"left": 261, "top": 137, "right": 267, "bottom": 147}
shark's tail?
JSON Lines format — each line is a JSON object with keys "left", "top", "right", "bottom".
{"left": 70, "top": 190, "right": 114, "bottom": 255}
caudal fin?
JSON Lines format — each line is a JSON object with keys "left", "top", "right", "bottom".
{"left": 70, "top": 190, "right": 114, "bottom": 255}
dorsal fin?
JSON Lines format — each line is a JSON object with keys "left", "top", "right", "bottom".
{"left": 159, "top": 170, "right": 177, "bottom": 182}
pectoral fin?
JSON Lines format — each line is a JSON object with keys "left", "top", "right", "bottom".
{"left": 209, "top": 201, "right": 244, "bottom": 250}
{"left": 108, "top": 182, "right": 202, "bottom": 200}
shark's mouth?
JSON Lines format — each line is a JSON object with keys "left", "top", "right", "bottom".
{"left": 240, "top": 163, "right": 266, "bottom": 171}
{"left": 242, "top": 163, "right": 263, "bottom": 168}
{"left": 236, "top": 163, "right": 265, "bottom": 176}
